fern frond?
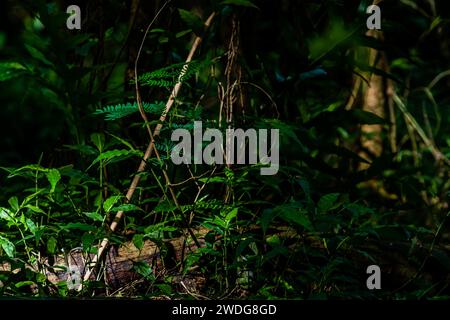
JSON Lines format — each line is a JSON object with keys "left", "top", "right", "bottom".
{"left": 138, "top": 60, "right": 208, "bottom": 88}
{"left": 169, "top": 122, "right": 196, "bottom": 130}
{"left": 154, "top": 140, "right": 176, "bottom": 153}
{"left": 94, "top": 101, "right": 165, "bottom": 121}
{"left": 180, "top": 200, "right": 224, "bottom": 213}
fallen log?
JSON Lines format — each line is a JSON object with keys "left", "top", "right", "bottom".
{"left": 0, "top": 227, "right": 210, "bottom": 295}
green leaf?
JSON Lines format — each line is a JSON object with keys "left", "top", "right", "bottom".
{"left": 111, "top": 204, "right": 143, "bottom": 212}
{"left": 0, "top": 62, "right": 28, "bottom": 82}
{"left": 225, "top": 208, "right": 238, "bottom": 222}
{"left": 281, "top": 208, "right": 313, "bottom": 231}
{"left": 46, "top": 169, "right": 61, "bottom": 193}
{"left": 266, "top": 234, "right": 281, "bottom": 245}
{"left": 88, "top": 149, "right": 143, "bottom": 170}
{"left": 236, "top": 238, "right": 256, "bottom": 256}
{"left": 308, "top": 19, "right": 357, "bottom": 64}
{"left": 133, "top": 261, "right": 154, "bottom": 280}
{"left": 47, "top": 236, "right": 57, "bottom": 254}
{"left": 94, "top": 101, "right": 165, "bottom": 121}
{"left": 8, "top": 197, "right": 19, "bottom": 212}
{"left": 297, "top": 179, "right": 311, "bottom": 198}
{"left": 133, "top": 234, "right": 145, "bottom": 251}
{"left": 6, "top": 164, "right": 48, "bottom": 178}
{"left": 60, "top": 223, "right": 97, "bottom": 231}
{"left": 25, "top": 218, "right": 37, "bottom": 234}
{"left": 63, "top": 144, "right": 98, "bottom": 155}
{"left": 103, "top": 195, "right": 121, "bottom": 212}
{"left": 176, "top": 29, "right": 192, "bottom": 38}
{"left": 0, "top": 208, "right": 12, "bottom": 221}
{"left": 82, "top": 233, "right": 95, "bottom": 250}
{"left": 36, "top": 273, "right": 46, "bottom": 284}
{"left": 24, "top": 43, "right": 52, "bottom": 66}
{"left": 258, "top": 119, "right": 306, "bottom": 151}
{"left": 155, "top": 283, "right": 173, "bottom": 295}
{"left": 263, "top": 245, "right": 289, "bottom": 262}
{"left": 15, "top": 281, "right": 35, "bottom": 288}
{"left": 178, "top": 9, "right": 204, "bottom": 35}
{"left": 221, "top": 0, "right": 259, "bottom": 9}
{"left": 0, "top": 236, "right": 15, "bottom": 258}
{"left": 260, "top": 209, "right": 276, "bottom": 234}
{"left": 344, "top": 203, "right": 373, "bottom": 218}
{"left": 144, "top": 223, "right": 177, "bottom": 237}
{"left": 107, "top": 132, "right": 135, "bottom": 151}
{"left": 318, "top": 193, "right": 340, "bottom": 213}
{"left": 84, "top": 211, "right": 104, "bottom": 222}
{"left": 198, "top": 176, "right": 226, "bottom": 183}
{"left": 90, "top": 133, "right": 105, "bottom": 152}
{"left": 26, "top": 205, "right": 46, "bottom": 214}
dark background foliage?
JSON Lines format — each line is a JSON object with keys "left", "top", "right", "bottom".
{"left": 0, "top": 0, "right": 449, "bottom": 299}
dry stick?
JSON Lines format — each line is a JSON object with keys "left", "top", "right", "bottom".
{"left": 83, "top": 11, "right": 216, "bottom": 284}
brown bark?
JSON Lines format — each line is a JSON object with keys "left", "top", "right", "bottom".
{"left": 359, "top": 29, "right": 386, "bottom": 168}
